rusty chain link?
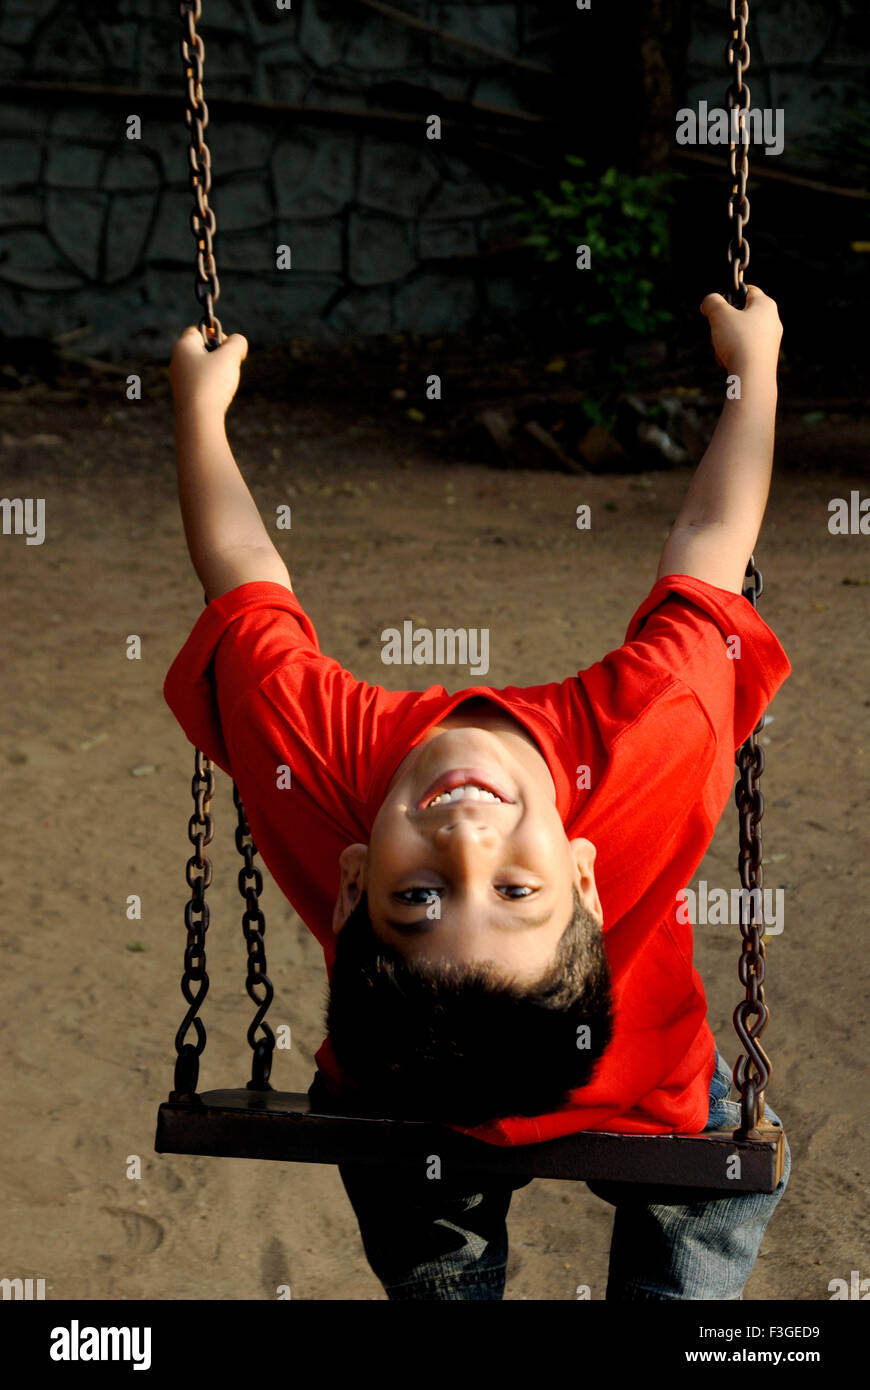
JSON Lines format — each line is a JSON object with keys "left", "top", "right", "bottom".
{"left": 179, "top": 0, "right": 223, "bottom": 350}
{"left": 171, "top": 748, "right": 215, "bottom": 1099}
{"left": 234, "top": 784, "right": 276, "bottom": 1090}
{"left": 723, "top": 2, "right": 773, "bottom": 1138}
{"left": 725, "top": 0, "right": 751, "bottom": 308}
{"left": 733, "top": 556, "right": 771, "bottom": 1137}
{"left": 169, "top": 2, "right": 275, "bottom": 1099}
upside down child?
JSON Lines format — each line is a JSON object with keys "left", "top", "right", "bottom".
{"left": 164, "top": 285, "right": 791, "bottom": 1300}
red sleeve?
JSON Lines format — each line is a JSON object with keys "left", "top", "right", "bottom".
{"left": 568, "top": 572, "right": 790, "bottom": 939}
{"left": 163, "top": 581, "right": 392, "bottom": 950}
{"left": 163, "top": 580, "right": 391, "bottom": 809}
{"left": 621, "top": 572, "right": 791, "bottom": 751}
{"left": 163, "top": 581, "right": 320, "bottom": 776}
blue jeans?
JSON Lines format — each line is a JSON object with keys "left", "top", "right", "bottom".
{"left": 310, "top": 1047, "right": 790, "bottom": 1300}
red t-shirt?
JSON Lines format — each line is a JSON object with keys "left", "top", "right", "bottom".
{"left": 163, "top": 573, "right": 790, "bottom": 1145}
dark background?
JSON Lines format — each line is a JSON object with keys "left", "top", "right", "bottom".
{"left": 0, "top": 0, "right": 867, "bottom": 413}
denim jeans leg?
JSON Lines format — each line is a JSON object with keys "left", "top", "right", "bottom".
{"left": 586, "top": 1048, "right": 791, "bottom": 1301}
{"left": 336, "top": 1160, "right": 525, "bottom": 1301}
{"left": 308, "top": 1071, "right": 528, "bottom": 1300}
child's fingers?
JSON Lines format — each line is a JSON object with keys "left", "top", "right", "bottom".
{"left": 743, "top": 285, "right": 782, "bottom": 330}
{"left": 701, "top": 287, "right": 771, "bottom": 317}
{"left": 700, "top": 291, "right": 729, "bottom": 319}
{"left": 174, "top": 327, "right": 248, "bottom": 361}
{"left": 198, "top": 331, "right": 248, "bottom": 360}
{"left": 742, "top": 284, "right": 766, "bottom": 307}
{"left": 225, "top": 332, "right": 248, "bottom": 360}
{"left": 173, "top": 325, "right": 208, "bottom": 358}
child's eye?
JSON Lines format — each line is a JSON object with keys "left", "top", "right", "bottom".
{"left": 394, "top": 888, "right": 441, "bottom": 905}
{"left": 394, "top": 885, "right": 535, "bottom": 905}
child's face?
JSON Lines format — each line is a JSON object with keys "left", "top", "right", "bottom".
{"left": 334, "top": 712, "right": 602, "bottom": 985}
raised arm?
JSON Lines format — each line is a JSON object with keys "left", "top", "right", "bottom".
{"left": 169, "top": 326, "right": 292, "bottom": 602}
{"left": 656, "top": 285, "right": 783, "bottom": 595}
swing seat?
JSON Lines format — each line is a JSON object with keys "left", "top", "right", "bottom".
{"left": 155, "top": 1088, "right": 786, "bottom": 1192}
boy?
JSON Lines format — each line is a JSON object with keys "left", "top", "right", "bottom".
{"left": 164, "top": 285, "right": 791, "bottom": 1300}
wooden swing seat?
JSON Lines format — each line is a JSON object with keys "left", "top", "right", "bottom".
{"left": 155, "top": 1087, "right": 786, "bottom": 1192}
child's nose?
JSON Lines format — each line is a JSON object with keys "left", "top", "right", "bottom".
{"left": 434, "top": 815, "right": 498, "bottom": 850}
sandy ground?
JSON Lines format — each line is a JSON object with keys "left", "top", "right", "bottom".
{"left": 0, "top": 371, "right": 867, "bottom": 1301}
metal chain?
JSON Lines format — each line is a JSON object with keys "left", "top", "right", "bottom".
{"left": 724, "top": 3, "right": 771, "bottom": 1136}
{"left": 725, "top": 0, "right": 751, "bottom": 308}
{"left": 733, "top": 556, "right": 771, "bottom": 1136}
{"left": 171, "top": 748, "right": 215, "bottom": 1099}
{"left": 234, "top": 784, "right": 276, "bottom": 1090}
{"left": 169, "top": 2, "right": 274, "bottom": 1099}
{"left": 179, "top": 1, "right": 223, "bottom": 350}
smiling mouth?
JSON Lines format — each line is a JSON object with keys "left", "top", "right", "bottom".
{"left": 418, "top": 770, "right": 514, "bottom": 811}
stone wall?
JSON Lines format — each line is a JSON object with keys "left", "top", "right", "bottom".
{"left": 686, "top": 0, "right": 867, "bottom": 131}
{"left": 0, "top": 0, "right": 564, "bottom": 356}
{"left": 0, "top": 0, "right": 866, "bottom": 357}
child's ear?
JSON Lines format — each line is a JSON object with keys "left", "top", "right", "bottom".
{"left": 568, "top": 836, "right": 604, "bottom": 927}
{"left": 332, "top": 843, "right": 368, "bottom": 934}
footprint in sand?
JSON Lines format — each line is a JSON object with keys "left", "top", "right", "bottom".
{"left": 160, "top": 1166, "right": 185, "bottom": 1193}
{"left": 101, "top": 1206, "right": 165, "bottom": 1254}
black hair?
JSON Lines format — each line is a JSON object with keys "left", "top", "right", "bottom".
{"left": 324, "top": 885, "right": 614, "bottom": 1127}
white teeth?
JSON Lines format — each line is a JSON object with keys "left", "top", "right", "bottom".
{"left": 427, "top": 783, "right": 504, "bottom": 807}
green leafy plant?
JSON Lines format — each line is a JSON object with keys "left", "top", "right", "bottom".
{"left": 513, "top": 156, "right": 681, "bottom": 340}
{"left": 579, "top": 394, "right": 616, "bottom": 430}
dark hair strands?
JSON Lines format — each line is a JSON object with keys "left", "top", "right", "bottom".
{"left": 325, "top": 886, "right": 615, "bottom": 1127}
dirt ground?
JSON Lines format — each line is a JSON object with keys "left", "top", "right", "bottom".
{"left": 1, "top": 364, "right": 868, "bottom": 1301}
